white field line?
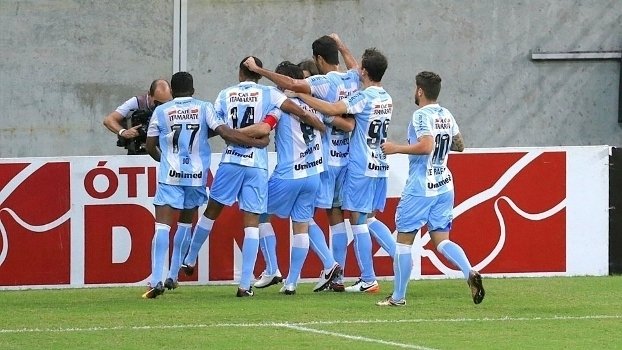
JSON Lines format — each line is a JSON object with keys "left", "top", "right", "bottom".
{"left": 280, "top": 323, "right": 435, "bottom": 350}
{"left": 0, "top": 315, "right": 619, "bottom": 335}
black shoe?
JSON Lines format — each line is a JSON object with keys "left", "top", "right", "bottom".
{"left": 180, "top": 264, "right": 195, "bottom": 277}
{"left": 468, "top": 271, "right": 485, "bottom": 304}
{"left": 236, "top": 287, "right": 254, "bottom": 297}
{"left": 164, "top": 278, "right": 178, "bottom": 290}
{"left": 142, "top": 282, "right": 165, "bottom": 299}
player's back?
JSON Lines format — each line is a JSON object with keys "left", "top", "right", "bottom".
{"left": 307, "top": 69, "right": 360, "bottom": 167}
{"left": 347, "top": 86, "right": 392, "bottom": 178}
{"left": 215, "top": 81, "right": 286, "bottom": 169}
{"left": 150, "top": 97, "right": 213, "bottom": 187}
{"left": 406, "top": 104, "right": 458, "bottom": 197}
{"left": 271, "top": 98, "right": 324, "bottom": 180}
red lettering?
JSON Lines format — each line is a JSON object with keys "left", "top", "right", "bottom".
{"left": 118, "top": 167, "right": 145, "bottom": 198}
{"left": 84, "top": 161, "right": 118, "bottom": 199}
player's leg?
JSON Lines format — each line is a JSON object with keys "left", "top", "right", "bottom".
{"left": 377, "top": 193, "right": 430, "bottom": 306}
{"left": 167, "top": 186, "right": 206, "bottom": 288}
{"left": 281, "top": 221, "right": 310, "bottom": 295}
{"left": 255, "top": 214, "right": 283, "bottom": 288}
{"left": 328, "top": 166, "right": 348, "bottom": 286}
{"left": 182, "top": 164, "right": 242, "bottom": 273}
{"left": 144, "top": 183, "right": 182, "bottom": 298}
{"left": 429, "top": 191, "right": 485, "bottom": 304}
{"left": 236, "top": 167, "right": 269, "bottom": 297}
{"left": 368, "top": 177, "right": 396, "bottom": 258}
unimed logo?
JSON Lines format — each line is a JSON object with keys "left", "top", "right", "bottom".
{"left": 0, "top": 162, "right": 71, "bottom": 285}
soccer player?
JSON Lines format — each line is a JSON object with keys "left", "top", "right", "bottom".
{"left": 376, "top": 71, "right": 485, "bottom": 306}
{"left": 245, "top": 35, "right": 395, "bottom": 291}
{"left": 180, "top": 57, "right": 325, "bottom": 297}
{"left": 142, "top": 71, "right": 269, "bottom": 299}
{"left": 239, "top": 61, "right": 337, "bottom": 294}
{"left": 293, "top": 48, "right": 393, "bottom": 293}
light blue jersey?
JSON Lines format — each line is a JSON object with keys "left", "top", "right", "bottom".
{"left": 404, "top": 103, "right": 459, "bottom": 197}
{"left": 271, "top": 98, "right": 324, "bottom": 179}
{"left": 147, "top": 97, "right": 223, "bottom": 186}
{"left": 215, "top": 81, "right": 287, "bottom": 169}
{"left": 307, "top": 69, "right": 360, "bottom": 167}
{"left": 343, "top": 86, "right": 392, "bottom": 178}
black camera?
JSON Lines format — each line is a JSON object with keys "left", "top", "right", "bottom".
{"left": 116, "top": 109, "right": 153, "bottom": 155}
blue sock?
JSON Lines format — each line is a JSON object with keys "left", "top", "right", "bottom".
{"left": 168, "top": 222, "right": 192, "bottom": 280}
{"left": 183, "top": 216, "right": 214, "bottom": 266}
{"left": 368, "top": 217, "right": 396, "bottom": 258}
{"left": 309, "top": 220, "right": 335, "bottom": 270}
{"left": 330, "top": 222, "right": 348, "bottom": 273}
{"left": 150, "top": 223, "right": 170, "bottom": 286}
{"left": 285, "top": 233, "right": 309, "bottom": 286}
{"left": 437, "top": 240, "right": 472, "bottom": 279}
{"left": 239, "top": 227, "right": 260, "bottom": 290}
{"left": 259, "top": 223, "right": 279, "bottom": 275}
{"left": 392, "top": 243, "right": 413, "bottom": 301}
{"left": 351, "top": 224, "right": 376, "bottom": 282}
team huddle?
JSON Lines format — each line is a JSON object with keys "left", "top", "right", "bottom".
{"left": 141, "top": 34, "right": 485, "bottom": 307}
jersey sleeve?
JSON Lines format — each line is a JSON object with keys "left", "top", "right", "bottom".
{"left": 413, "top": 110, "right": 432, "bottom": 138}
{"left": 343, "top": 91, "right": 367, "bottom": 114}
{"left": 213, "top": 90, "right": 227, "bottom": 121}
{"left": 146, "top": 109, "right": 160, "bottom": 137}
{"left": 450, "top": 114, "right": 460, "bottom": 136}
{"left": 115, "top": 97, "right": 139, "bottom": 118}
{"left": 269, "top": 87, "right": 287, "bottom": 108}
{"left": 204, "top": 102, "right": 224, "bottom": 131}
{"left": 345, "top": 69, "right": 361, "bottom": 85}
{"left": 306, "top": 75, "right": 331, "bottom": 100}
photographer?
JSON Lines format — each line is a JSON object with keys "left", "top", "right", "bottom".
{"left": 103, "top": 79, "right": 172, "bottom": 154}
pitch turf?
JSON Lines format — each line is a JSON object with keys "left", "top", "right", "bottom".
{"left": 1, "top": 276, "right": 621, "bottom": 349}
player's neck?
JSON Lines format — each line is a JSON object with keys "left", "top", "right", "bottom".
{"left": 321, "top": 64, "right": 339, "bottom": 74}
{"left": 362, "top": 77, "right": 382, "bottom": 89}
{"left": 418, "top": 99, "right": 436, "bottom": 107}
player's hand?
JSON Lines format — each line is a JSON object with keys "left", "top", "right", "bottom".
{"left": 243, "top": 57, "right": 259, "bottom": 72}
{"left": 256, "top": 135, "right": 270, "bottom": 148}
{"left": 329, "top": 33, "right": 342, "bottom": 47}
{"left": 381, "top": 141, "right": 398, "bottom": 155}
{"left": 284, "top": 89, "right": 298, "bottom": 98}
{"left": 122, "top": 125, "right": 142, "bottom": 139}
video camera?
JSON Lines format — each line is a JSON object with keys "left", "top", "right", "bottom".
{"left": 116, "top": 109, "right": 153, "bottom": 155}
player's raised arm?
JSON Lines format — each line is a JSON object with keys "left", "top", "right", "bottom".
{"left": 329, "top": 33, "right": 358, "bottom": 70}
{"left": 280, "top": 98, "right": 326, "bottom": 132}
{"left": 244, "top": 57, "right": 312, "bottom": 94}
{"left": 325, "top": 115, "right": 355, "bottom": 132}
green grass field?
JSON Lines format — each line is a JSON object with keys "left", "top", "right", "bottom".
{"left": 1, "top": 276, "right": 621, "bottom": 349}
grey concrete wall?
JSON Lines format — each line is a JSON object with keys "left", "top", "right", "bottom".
{"left": 0, "top": 0, "right": 620, "bottom": 157}
{"left": 0, "top": 0, "right": 173, "bottom": 157}
{"left": 188, "top": 0, "right": 621, "bottom": 152}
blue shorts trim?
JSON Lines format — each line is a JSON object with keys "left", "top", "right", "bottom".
{"left": 153, "top": 183, "right": 208, "bottom": 209}
{"left": 268, "top": 174, "right": 320, "bottom": 222}
{"left": 341, "top": 171, "right": 387, "bottom": 214}
{"left": 395, "top": 190, "right": 454, "bottom": 233}
{"left": 209, "top": 163, "right": 268, "bottom": 214}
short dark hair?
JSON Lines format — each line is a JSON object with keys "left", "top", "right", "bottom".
{"left": 148, "top": 79, "right": 170, "bottom": 96}
{"left": 170, "top": 72, "right": 194, "bottom": 97}
{"left": 311, "top": 36, "right": 339, "bottom": 65}
{"left": 239, "top": 56, "right": 263, "bottom": 81}
{"left": 415, "top": 71, "right": 442, "bottom": 100}
{"left": 275, "top": 61, "right": 304, "bottom": 80}
{"left": 297, "top": 59, "right": 320, "bottom": 77}
{"left": 361, "top": 48, "right": 388, "bottom": 82}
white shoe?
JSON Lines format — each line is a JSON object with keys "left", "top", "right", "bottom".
{"left": 344, "top": 279, "right": 380, "bottom": 293}
{"left": 279, "top": 283, "right": 296, "bottom": 295}
{"left": 253, "top": 269, "right": 283, "bottom": 289}
{"left": 313, "top": 262, "right": 343, "bottom": 292}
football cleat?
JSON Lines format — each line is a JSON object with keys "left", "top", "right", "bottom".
{"left": 344, "top": 279, "right": 379, "bottom": 293}
{"left": 236, "top": 287, "right": 254, "bottom": 297}
{"left": 328, "top": 281, "right": 345, "bottom": 292}
{"left": 279, "top": 283, "right": 296, "bottom": 295}
{"left": 180, "top": 263, "right": 195, "bottom": 277}
{"left": 376, "top": 295, "right": 406, "bottom": 307}
{"left": 253, "top": 270, "right": 283, "bottom": 289}
{"left": 313, "top": 263, "right": 343, "bottom": 292}
{"left": 164, "top": 278, "right": 178, "bottom": 290}
{"left": 467, "top": 270, "right": 485, "bottom": 304}
{"left": 142, "top": 282, "right": 165, "bottom": 299}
